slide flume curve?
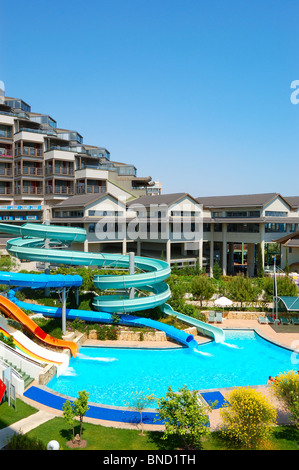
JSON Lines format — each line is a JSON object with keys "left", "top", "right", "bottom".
{"left": 0, "top": 222, "right": 224, "bottom": 347}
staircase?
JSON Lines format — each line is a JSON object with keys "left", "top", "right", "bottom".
{"left": 2, "top": 359, "right": 35, "bottom": 390}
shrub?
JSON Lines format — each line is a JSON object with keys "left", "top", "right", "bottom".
{"left": 157, "top": 385, "right": 210, "bottom": 450}
{"left": 271, "top": 371, "right": 299, "bottom": 428}
{"left": 5, "top": 432, "right": 46, "bottom": 450}
{"left": 219, "top": 387, "right": 277, "bottom": 449}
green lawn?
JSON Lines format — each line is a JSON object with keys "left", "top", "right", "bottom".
{"left": 0, "top": 398, "right": 38, "bottom": 430}
{"left": 1, "top": 397, "right": 299, "bottom": 450}
{"left": 25, "top": 416, "right": 299, "bottom": 451}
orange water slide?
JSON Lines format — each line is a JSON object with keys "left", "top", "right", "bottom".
{"left": 0, "top": 295, "right": 78, "bottom": 357}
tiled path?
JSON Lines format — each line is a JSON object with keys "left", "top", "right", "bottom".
{"left": 1, "top": 319, "right": 298, "bottom": 445}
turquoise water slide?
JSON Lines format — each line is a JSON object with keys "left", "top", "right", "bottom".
{"left": 0, "top": 222, "right": 224, "bottom": 345}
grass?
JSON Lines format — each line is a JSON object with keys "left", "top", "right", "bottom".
{"left": 0, "top": 398, "right": 38, "bottom": 430}
{"left": 1, "top": 399, "right": 298, "bottom": 450}
{"left": 24, "top": 416, "right": 299, "bottom": 450}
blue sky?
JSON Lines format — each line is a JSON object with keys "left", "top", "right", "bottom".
{"left": 2, "top": 0, "right": 299, "bottom": 197}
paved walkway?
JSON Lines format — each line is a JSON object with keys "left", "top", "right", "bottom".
{"left": 0, "top": 318, "right": 298, "bottom": 447}
{"left": 0, "top": 410, "right": 53, "bottom": 449}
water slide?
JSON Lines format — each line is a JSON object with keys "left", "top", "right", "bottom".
{"left": 0, "top": 222, "right": 224, "bottom": 347}
{"left": 0, "top": 295, "right": 78, "bottom": 357}
{"left": 0, "top": 316, "right": 69, "bottom": 371}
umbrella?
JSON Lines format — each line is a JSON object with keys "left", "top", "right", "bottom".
{"left": 214, "top": 296, "right": 233, "bottom": 314}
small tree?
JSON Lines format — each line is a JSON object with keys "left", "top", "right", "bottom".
{"left": 63, "top": 390, "right": 90, "bottom": 443}
{"left": 212, "top": 262, "right": 222, "bottom": 280}
{"left": 127, "top": 390, "right": 155, "bottom": 435}
{"left": 191, "top": 276, "right": 215, "bottom": 307}
{"left": 219, "top": 387, "right": 277, "bottom": 449}
{"left": 62, "top": 400, "right": 76, "bottom": 442}
{"left": 157, "top": 385, "right": 210, "bottom": 450}
{"left": 73, "top": 390, "right": 90, "bottom": 440}
{"left": 271, "top": 371, "right": 299, "bottom": 428}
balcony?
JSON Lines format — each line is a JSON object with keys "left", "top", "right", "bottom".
{"left": 15, "top": 147, "right": 43, "bottom": 158}
{"left": 0, "top": 149, "right": 13, "bottom": 159}
{"left": 45, "top": 185, "right": 74, "bottom": 195}
{"left": 15, "top": 166, "right": 43, "bottom": 177}
{"left": 45, "top": 165, "right": 74, "bottom": 176}
{"left": 0, "top": 186, "right": 13, "bottom": 195}
{"left": 0, "top": 126, "right": 13, "bottom": 139}
{"left": 15, "top": 186, "right": 43, "bottom": 196}
{"left": 76, "top": 185, "right": 106, "bottom": 194}
{"left": 0, "top": 167, "right": 13, "bottom": 177}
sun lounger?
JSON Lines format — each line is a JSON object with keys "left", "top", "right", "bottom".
{"left": 215, "top": 311, "right": 223, "bottom": 323}
{"left": 208, "top": 311, "right": 216, "bottom": 323}
{"left": 258, "top": 316, "right": 267, "bottom": 324}
{"left": 291, "top": 317, "right": 299, "bottom": 325}
{"left": 266, "top": 316, "right": 275, "bottom": 324}
{"left": 280, "top": 317, "right": 290, "bottom": 325}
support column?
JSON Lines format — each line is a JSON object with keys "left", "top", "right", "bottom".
{"left": 222, "top": 223, "right": 227, "bottom": 276}
{"left": 44, "top": 218, "right": 50, "bottom": 297}
{"left": 62, "top": 287, "right": 66, "bottom": 335}
{"left": 166, "top": 240, "right": 171, "bottom": 265}
{"left": 122, "top": 238, "right": 127, "bottom": 255}
{"left": 129, "top": 251, "right": 135, "bottom": 299}
{"left": 210, "top": 224, "right": 214, "bottom": 277}
{"left": 247, "top": 243, "right": 255, "bottom": 277}
{"left": 137, "top": 239, "right": 141, "bottom": 256}
{"left": 228, "top": 242, "right": 234, "bottom": 275}
{"left": 260, "top": 223, "right": 265, "bottom": 273}
{"left": 198, "top": 238, "right": 203, "bottom": 271}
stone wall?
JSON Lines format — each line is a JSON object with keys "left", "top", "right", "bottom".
{"left": 203, "top": 310, "right": 265, "bottom": 321}
{"left": 38, "top": 364, "right": 57, "bottom": 385}
{"left": 87, "top": 327, "right": 198, "bottom": 342}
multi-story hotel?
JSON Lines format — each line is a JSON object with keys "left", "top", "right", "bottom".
{"left": 1, "top": 85, "right": 299, "bottom": 276}
{"left": 0, "top": 85, "right": 157, "bottom": 225}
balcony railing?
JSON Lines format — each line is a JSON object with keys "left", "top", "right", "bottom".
{"left": 0, "top": 150, "right": 13, "bottom": 158}
{"left": 45, "top": 186, "right": 74, "bottom": 195}
{"left": 45, "top": 166, "right": 74, "bottom": 176}
{"left": 0, "top": 186, "right": 13, "bottom": 195}
{"left": 76, "top": 185, "right": 106, "bottom": 194}
{"left": 0, "top": 167, "right": 13, "bottom": 176}
{"left": 15, "top": 167, "right": 43, "bottom": 176}
{"left": 16, "top": 186, "right": 43, "bottom": 195}
{"left": 0, "top": 129, "right": 13, "bottom": 139}
{"left": 15, "top": 147, "right": 43, "bottom": 157}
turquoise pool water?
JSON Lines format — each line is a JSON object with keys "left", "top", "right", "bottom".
{"left": 47, "top": 330, "right": 297, "bottom": 407}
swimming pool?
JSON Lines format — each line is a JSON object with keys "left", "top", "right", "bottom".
{"left": 47, "top": 330, "right": 297, "bottom": 407}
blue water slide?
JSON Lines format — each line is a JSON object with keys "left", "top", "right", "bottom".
{"left": 0, "top": 222, "right": 224, "bottom": 347}
{"left": 7, "top": 290, "right": 195, "bottom": 347}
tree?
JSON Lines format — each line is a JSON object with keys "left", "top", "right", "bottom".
{"left": 157, "top": 385, "right": 210, "bottom": 450}
{"left": 62, "top": 390, "right": 90, "bottom": 443}
{"left": 62, "top": 400, "right": 76, "bottom": 442}
{"left": 73, "top": 390, "right": 90, "bottom": 440}
{"left": 127, "top": 390, "right": 155, "bottom": 435}
{"left": 219, "top": 387, "right": 277, "bottom": 449}
{"left": 190, "top": 276, "right": 215, "bottom": 307}
{"left": 212, "top": 262, "right": 222, "bottom": 280}
{"left": 271, "top": 371, "right": 299, "bottom": 429}
{"left": 226, "top": 275, "right": 260, "bottom": 309}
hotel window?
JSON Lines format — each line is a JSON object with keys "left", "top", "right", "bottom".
{"left": 265, "top": 211, "right": 287, "bottom": 217}
{"left": 265, "top": 223, "right": 286, "bottom": 233}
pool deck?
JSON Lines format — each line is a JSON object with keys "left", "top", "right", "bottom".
{"left": 12, "top": 319, "right": 299, "bottom": 436}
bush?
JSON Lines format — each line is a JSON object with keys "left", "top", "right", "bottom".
{"left": 271, "top": 371, "right": 299, "bottom": 428}
{"left": 157, "top": 385, "right": 210, "bottom": 450}
{"left": 5, "top": 432, "right": 47, "bottom": 450}
{"left": 219, "top": 387, "right": 277, "bottom": 449}
{"left": 190, "top": 276, "right": 216, "bottom": 306}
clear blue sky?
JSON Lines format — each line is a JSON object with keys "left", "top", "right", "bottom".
{"left": 2, "top": 0, "right": 299, "bottom": 197}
